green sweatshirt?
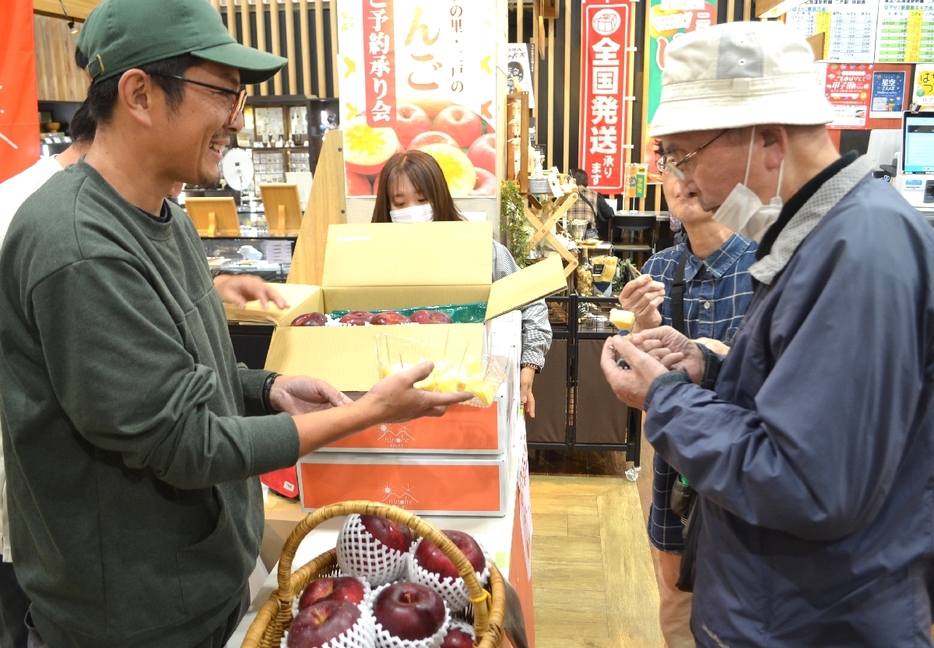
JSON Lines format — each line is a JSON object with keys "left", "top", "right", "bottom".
{"left": 0, "top": 160, "right": 300, "bottom": 647}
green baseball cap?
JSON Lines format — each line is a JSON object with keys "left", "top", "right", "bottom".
{"left": 78, "top": 0, "right": 287, "bottom": 85}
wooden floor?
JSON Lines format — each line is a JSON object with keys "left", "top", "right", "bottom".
{"left": 529, "top": 449, "right": 664, "bottom": 648}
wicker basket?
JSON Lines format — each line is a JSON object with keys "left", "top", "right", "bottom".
{"left": 242, "top": 500, "right": 506, "bottom": 648}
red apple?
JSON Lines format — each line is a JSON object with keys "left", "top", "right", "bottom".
{"left": 287, "top": 599, "right": 361, "bottom": 648}
{"left": 441, "top": 626, "right": 475, "bottom": 648}
{"left": 467, "top": 133, "right": 497, "bottom": 175}
{"left": 394, "top": 103, "right": 432, "bottom": 149}
{"left": 408, "top": 130, "right": 459, "bottom": 151}
{"left": 291, "top": 312, "right": 328, "bottom": 327}
{"left": 339, "top": 310, "right": 374, "bottom": 326}
{"left": 373, "top": 582, "right": 446, "bottom": 641}
{"left": 414, "top": 530, "right": 485, "bottom": 580}
{"left": 433, "top": 105, "right": 483, "bottom": 149}
{"left": 345, "top": 171, "right": 373, "bottom": 196}
{"left": 471, "top": 168, "right": 498, "bottom": 197}
{"left": 360, "top": 514, "right": 413, "bottom": 553}
{"left": 410, "top": 309, "right": 453, "bottom": 325}
{"left": 298, "top": 576, "right": 366, "bottom": 610}
{"left": 371, "top": 311, "right": 411, "bottom": 326}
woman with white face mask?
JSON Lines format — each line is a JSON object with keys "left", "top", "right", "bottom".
{"left": 371, "top": 151, "right": 552, "bottom": 418}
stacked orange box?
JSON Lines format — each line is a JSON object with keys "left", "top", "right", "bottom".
{"left": 225, "top": 222, "right": 561, "bottom": 516}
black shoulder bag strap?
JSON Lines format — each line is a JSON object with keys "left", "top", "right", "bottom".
{"left": 670, "top": 251, "right": 688, "bottom": 335}
{"left": 668, "top": 250, "right": 700, "bottom": 593}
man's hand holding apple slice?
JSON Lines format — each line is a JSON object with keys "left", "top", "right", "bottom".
{"left": 289, "top": 363, "right": 472, "bottom": 456}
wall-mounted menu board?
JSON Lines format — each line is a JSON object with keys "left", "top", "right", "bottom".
{"left": 785, "top": 0, "right": 879, "bottom": 62}
{"left": 785, "top": 0, "right": 934, "bottom": 63}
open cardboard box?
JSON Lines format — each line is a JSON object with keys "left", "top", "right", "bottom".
{"left": 225, "top": 221, "right": 566, "bottom": 393}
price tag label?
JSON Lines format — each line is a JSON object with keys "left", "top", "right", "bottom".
{"left": 265, "top": 240, "right": 293, "bottom": 265}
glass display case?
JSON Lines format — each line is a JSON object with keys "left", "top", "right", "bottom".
{"left": 201, "top": 236, "right": 297, "bottom": 283}
{"left": 237, "top": 95, "right": 339, "bottom": 184}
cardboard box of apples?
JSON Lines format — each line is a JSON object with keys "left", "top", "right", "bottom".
{"left": 224, "top": 221, "right": 565, "bottom": 394}
{"left": 225, "top": 222, "right": 563, "bottom": 511}
{"left": 243, "top": 501, "right": 508, "bottom": 648}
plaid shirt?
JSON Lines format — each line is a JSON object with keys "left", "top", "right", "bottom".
{"left": 642, "top": 233, "right": 757, "bottom": 553}
{"left": 492, "top": 240, "right": 552, "bottom": 368}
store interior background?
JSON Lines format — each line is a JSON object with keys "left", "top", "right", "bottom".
{"left": 34, "top": 0, "right": 867, "bottom": 215}
{"left": 23, "top": 1, "right": 908, "bottom": 646}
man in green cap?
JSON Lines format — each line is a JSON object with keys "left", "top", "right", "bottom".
{"left": 0, "top": 2, "right": 470, "bottom": 647}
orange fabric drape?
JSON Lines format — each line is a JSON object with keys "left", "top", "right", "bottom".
{"left": 0, "top": 0, "right": 40, "bottom": 182}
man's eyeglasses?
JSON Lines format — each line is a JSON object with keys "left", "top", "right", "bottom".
{"left": 149, "top": 72, "right": 247, "bottom": 125}
{"left": 656, "top": 130, "right": 728, "bottom": 180}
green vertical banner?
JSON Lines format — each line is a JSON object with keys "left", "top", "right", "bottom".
{"left": 644, "top": 1, "right": 717, "bottom": 181}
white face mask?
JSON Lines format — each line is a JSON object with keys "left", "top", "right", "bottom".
{"left": 389, "top": 204, "right": 433, "bottom": 223}
{"left": 714, "top": 126, "right": 785, "bottom": 243}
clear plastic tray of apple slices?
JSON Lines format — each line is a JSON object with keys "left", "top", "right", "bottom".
{"left": 405, "top": 538, "right": 491, "bottom": 611}
{"left": 280, "top": 599, "right": 376, "bottom": 648}
{"left": 370, "top": 582, "right": 451, "bottom": 648}
{"left": 375, "top": 334, "right": 506, "bottom": 408}
{"left": 337, "top": 514, "right": 411, "bottom": 586}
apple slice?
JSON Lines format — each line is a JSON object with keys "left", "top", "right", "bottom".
{"left": 609, "top": 308, "right": 635, "bottom": 332}
{"left": 417, "top": 143, "right": 477, "bottom": 197}
{"left": 343, "top": 118, "right": 401, "bottom": 177}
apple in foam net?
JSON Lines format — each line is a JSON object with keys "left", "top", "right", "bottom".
{"left": 291, "top": 312, "right": 328, "bottom": 327}
{"left": 410, "top": 309, "right": 453, "bottom": 325}
{"left": 298, "top": 576, "right": 366, "bottom": 610}
{"left": 371, "top": 311, "right": 411, "bottom": 326}
{"left": 433, "top": 105, "right": 484, "bottom": 149}
{"left": 373, "top": 581, "right": 446, "bottom": 641}
{"left": 414, "top": 530, "right": 486, "bottom": 580}
{"left": 339, "top": 310, "right": 374, "bottom": 326}
{"left": 360, "top": 514, "right": 413, "bottom": 553}
{"left": 394, "top": 103, "right": 432, "bottom": 149}
{"left": 408, "top": 130, "right": 459, "bottom": 151}
{"left": 287, "top": 599, "right": 361, "bottom": 648}
{"left": 441, "top": 627, "right": 475, "bottom": 648}
{"left": 467, "top": 133, "right": 497, "bottom": 175}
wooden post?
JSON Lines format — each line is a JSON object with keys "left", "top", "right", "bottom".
{"left": 288, "top": 130, "right": 347, "bottom": 284}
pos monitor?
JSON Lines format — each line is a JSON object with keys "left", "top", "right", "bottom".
{"left": 901, "top": 111, "right": 934, "bottom": 175}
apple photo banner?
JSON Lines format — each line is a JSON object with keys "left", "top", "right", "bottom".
{"left": 579, "top": 1, "right": 632, "bottom": 194}
{"left": 338, "top": 0, "right": 498, "bottom": 197}
{"left": 643, "top": 0, "right": 716, "bottom": 183}
{"left": 0, "top": 0, "right": 40, "bottom": 183}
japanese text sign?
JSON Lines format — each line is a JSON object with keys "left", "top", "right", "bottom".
{"left": 579, "top": 1, "right": 632, "bottom": 194}
{"left": 338, "top": 0, "right": 498, "bottom": 197}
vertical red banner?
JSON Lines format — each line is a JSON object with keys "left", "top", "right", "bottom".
{"left": 0, "top": 0, "right": 40, "bottom": 183}
{"left": 579, "top": 1, "right": 631, "bottom": 194}
{"left": 363, "top": 0, "right": 397, "bottom": 128}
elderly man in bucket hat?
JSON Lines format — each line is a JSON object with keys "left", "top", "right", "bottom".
{"left": 602, "top": 20, "right": 934, "bottom": 646}
{"left": 0, "top": 1, "right": 471, "bottom": 647}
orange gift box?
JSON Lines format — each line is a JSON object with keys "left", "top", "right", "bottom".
{"left": 297, "top": 453, "right": 507, "bottom": 516}
{"left": 322, "top": 392, "right": 507, "bottom": 454}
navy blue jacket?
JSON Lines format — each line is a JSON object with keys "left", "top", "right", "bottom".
{"left": 645, "top": 156, "right": 934, "bottom": 646}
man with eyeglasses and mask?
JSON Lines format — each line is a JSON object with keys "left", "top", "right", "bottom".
{"left": 619, "top": 150, "right": 756, "bottom": 648}
{"left": 0, "top": 1, "right": 471, "bottom": 647}
{"left": 601, "top": 21, "right": 934, "bottom": 646}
